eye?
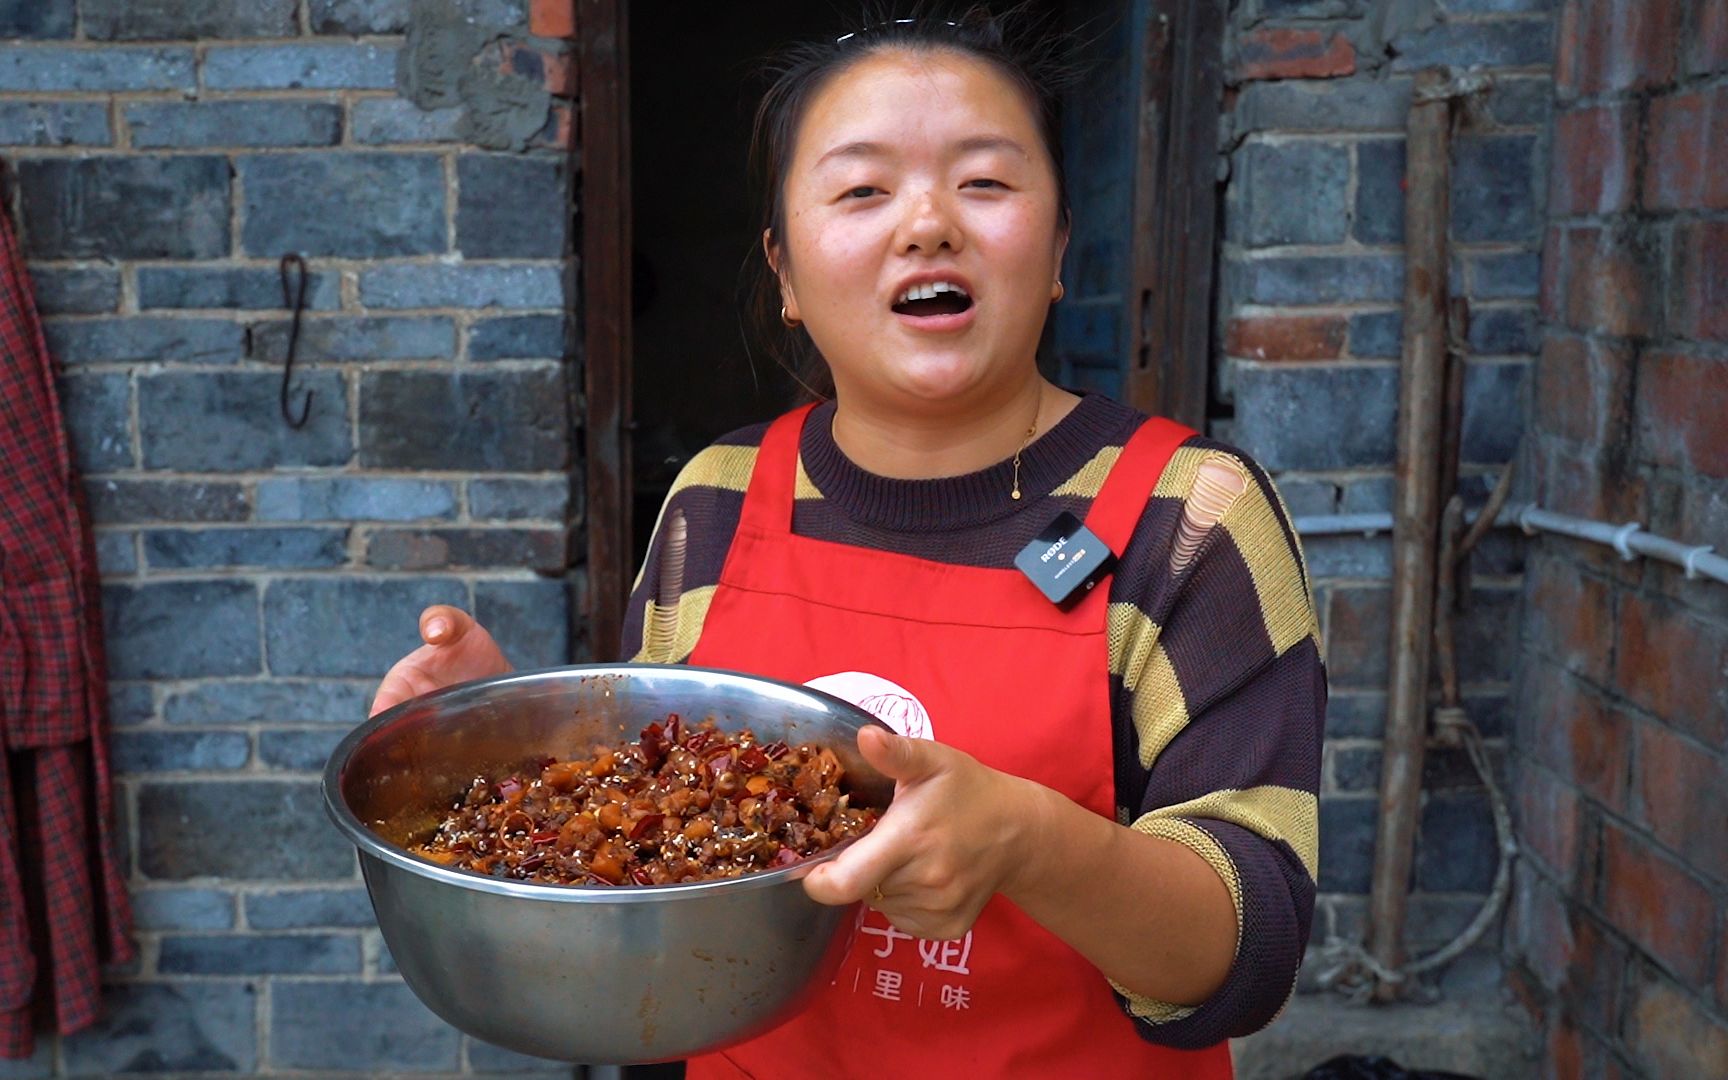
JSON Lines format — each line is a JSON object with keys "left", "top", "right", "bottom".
{"left": 845, "top": 185, "right": 883, "bottom": 199}
{"left": 964, "top": 178, "right": 1005, "bottom": 190}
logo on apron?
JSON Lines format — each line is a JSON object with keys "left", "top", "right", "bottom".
{"left": 803, "top": 671, "right": 934, "bottom": 742}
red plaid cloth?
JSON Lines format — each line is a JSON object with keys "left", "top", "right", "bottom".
{"left": 0, "top": 176, "right": 135, "bottom": 1058}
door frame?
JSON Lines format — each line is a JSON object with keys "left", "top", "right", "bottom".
{"left": 1127, "top": 0, "right": 1226, "bottom": 426}
{"left": 578, "top": 0, "right": 632, "bottom": 660}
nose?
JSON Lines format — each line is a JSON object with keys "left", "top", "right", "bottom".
{"left": 895, "top": 187, "right": 963, "bottom": 255}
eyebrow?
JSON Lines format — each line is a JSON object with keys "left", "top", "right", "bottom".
{"left": 813, "top": 135, "right": 1033, "bottom": 169}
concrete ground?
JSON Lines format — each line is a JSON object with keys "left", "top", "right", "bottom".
{"left": 1231, "top": 993, "right": 1540, "bottom": 1080}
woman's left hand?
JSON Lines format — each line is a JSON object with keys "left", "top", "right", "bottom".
{"left": 802, "top": 725, "right": 1047, "bottom": 941}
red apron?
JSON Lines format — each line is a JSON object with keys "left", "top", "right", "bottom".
{"left": 686, "top": 404, "right": 1233, "bottom": 1078}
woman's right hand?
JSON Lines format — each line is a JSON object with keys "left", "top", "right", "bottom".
{"left": 370, "top": 605, "right": 512, "bottom": 716}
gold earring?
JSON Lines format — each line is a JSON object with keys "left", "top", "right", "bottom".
{"left": 1051, "top": 280, "right": 1065, "bottom": 303}
{"left": 781, "top": 306, "right": 801, "bottom": 328}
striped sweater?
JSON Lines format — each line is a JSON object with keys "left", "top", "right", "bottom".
{"left": 622, "top": 393, "right": 1324, "bottom": 1049}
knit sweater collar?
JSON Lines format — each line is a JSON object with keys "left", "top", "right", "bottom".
{"left": 797, "top": 393, "right": 1135, "bottom": 532}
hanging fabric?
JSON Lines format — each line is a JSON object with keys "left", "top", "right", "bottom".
{"left": 0, "top": 165, "right": 136, "bottom": 1059}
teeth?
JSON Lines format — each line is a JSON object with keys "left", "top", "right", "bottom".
{"left": 895, "top": 281, "right": 969, "bottom": 305}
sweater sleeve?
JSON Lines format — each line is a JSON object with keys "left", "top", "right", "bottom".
{"left": 1106, "top": 444, "right": 1325, "bottom": 1048}
{"left": 619, "top": 428, "right": 762, "bottom": 662}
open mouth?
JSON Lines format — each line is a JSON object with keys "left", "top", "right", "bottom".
{"left": 891, "top": 281, "right": 973, "bottom": 318}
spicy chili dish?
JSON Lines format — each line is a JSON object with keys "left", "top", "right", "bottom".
{"left": 408, "top": 714, "right": 881, "bottom": 886}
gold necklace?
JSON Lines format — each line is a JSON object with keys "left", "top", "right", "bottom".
{"left": 1010, "top": 398, "right": 1041, "bottom": 501}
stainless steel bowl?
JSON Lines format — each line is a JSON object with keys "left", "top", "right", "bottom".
{"left": 322, "top": 663, "right": 894, "bottom": 1064}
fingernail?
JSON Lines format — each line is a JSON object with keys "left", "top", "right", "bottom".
{"left": 426, "top": 618, "right": 448, "bottom": 640}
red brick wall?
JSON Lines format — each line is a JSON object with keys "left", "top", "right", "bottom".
{"left": 1514, "top": 1, "right": 1728, "bottom": 1076}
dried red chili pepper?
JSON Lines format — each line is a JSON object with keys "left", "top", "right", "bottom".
{"left": 408, "top": 715, "right": 879, "bottom": 887}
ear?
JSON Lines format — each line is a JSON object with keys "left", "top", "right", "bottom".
{"left": 1052, "top": 217, "right": 1071, "bottom": 285}
{"left": 764, "top": 228, "right": 802, "bottom": 324}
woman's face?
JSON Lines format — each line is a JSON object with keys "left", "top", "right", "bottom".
{"left": 771, "top": 49, "right": 1068, "bottom": 415}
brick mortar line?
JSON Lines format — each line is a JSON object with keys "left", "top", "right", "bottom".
{"left": 62, "top": 363, "right": 565, "bottom": 381}
{"left": 339, "top": 88, "right": 356, "bottom": 148}
{"left": 1540, "top": 647, "right": 1728, "bottom": 729}
{"left": 117, "top": 674, "right": 373, "bottom": 684}
{"left": 1538, "top": 332, "right": 1728, "bottom": 359}
{"left": 42, "top": 271, "right": 573, "bottom": 279}
{"left": 126, "top": 566, "right": 541, "bottom": 586}
{"left": 1240, "top": 121, "right": 1547, "bottom": 143}
{"left": 26, "top": 255, "right": 568, "bottom": 267}
{"left": 81, "top": 468, "right": 568, "bottom": 480}
{"left": 1547, "top": 208, "right": 1728, "bottom": 227}
{"left": 341, "top": 366, "right": 363, "bottom": 506}
{"left": 1227, "top": 352, "right": 1540, "bottom": 364}
{"left": 1619, "top": 463, "right": 1728, "bottom": 491}
{"left": 42, "top": 309, "right": 569, "bottom": 321}
{"left": 1226, "top": 240, "right": 1545, "bottom": 259}
{"left": 126, "top": 563, "right": 569, "bottom": 579}
{"left": 255, "top": 973, "right": 270, "bottom": 1075}
{"left": 1327, "top": 892, "right": 1512, "bottom": 905}
{"left": 1558, "top": 68, "right": 1728, "bottom": 110}
{"left": 3, "top": 34, "right": 408, "bottom": 50}
{"left": 141, "top": 927, "right": 364, "bottom": 936}
{"left": 109, "top": 571, "right": 549, "bottom": 589}
{"left": 1513, "top": 841, "right": 1727, "bottom": 1011}
{"left": 123, "top": 768, "right": 346, "bottom": 782}
{"left": 0, "top": 144, "right": 564, "bottom": 157}
{"left": 1317, "top": 577, "right": 1435, "bottom": 590}
{"left": 1233, "top": 297, "right": 1540, "bottom": 313}
{"left": 1224, "top": 240, "right": 1406, "bottom": 258}
{"left": 124, "top": 521, "right": 566, "bottom": 532}
{"left": 1326, "top": 736, "right": 1513, "bottom": 749}
{"left": 38, "top": 262, "right": 570, "bottom": 273}
{"left": 59, "top": 363, "right": 564, "bottom": 380}
{"left": 1231, "top": 122, "right": 1544, "bottom": 138}
{"left": 1272, "top": 466, "right": 1405, "bottom": 480}
{"left": 1229, "top": 306, "right": 1534, "bottom": 325}
{"left": 48, "top": 345, "right": 566, "bottom": 357}
{"left": 43, "top": 309, "right": 566, "bottom": 321}
{"left": 1226, "top": 357, "right": 1400, "bottom": 370}
{"left": 132, "top": 90, "right": 360, "bottom": 101}
{"left": 444, "top": 151, "right": 460, "bottom": 274}
{"left": 126, "top": 726, "right": 369, "bottom": 735}
{"left": 227, "top": 150, "right": 247, "bottom": 263}
{"left": 0, "top": 91, "right": 194, "bottom": 103}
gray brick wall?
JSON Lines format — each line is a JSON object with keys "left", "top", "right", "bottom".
{"left": 2, "top": 0, "right": 577, "bottom": 1074}
{"left": 1217, "top": 0, "right": 1553, "bottom": 994}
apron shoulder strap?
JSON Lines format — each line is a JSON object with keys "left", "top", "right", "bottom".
{"left": 1084, "top": 416, "right": 1196, "bottom": 555}
{"left": 736, "top": 402, "right": 818, "bottom": 536}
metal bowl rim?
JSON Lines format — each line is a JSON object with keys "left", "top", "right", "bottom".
{"left": 322, "top": 661, "right": 885, "bottom": 905}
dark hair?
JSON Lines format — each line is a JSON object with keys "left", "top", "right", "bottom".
{"left": 744, "top": 3, "right": 1075, "bottom": 401}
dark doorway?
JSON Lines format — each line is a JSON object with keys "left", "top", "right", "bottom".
{"left": 626, "top": 2, "right": 837, "bottom": 569}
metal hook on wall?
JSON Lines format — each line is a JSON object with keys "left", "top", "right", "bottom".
{"left": 279, "top": 253, "right": 312, "bottom": 429}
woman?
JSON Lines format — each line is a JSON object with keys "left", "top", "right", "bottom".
{"left": 374, "top": 11, "right": 1323, "bottom": 1076}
